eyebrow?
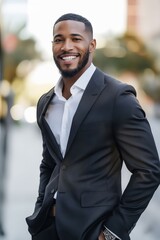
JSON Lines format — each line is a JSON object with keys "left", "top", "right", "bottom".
{"left": 54, "top": 33, "right": 83, "bottom": 38}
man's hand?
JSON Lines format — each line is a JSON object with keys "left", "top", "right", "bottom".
{"left": 98, "top": 231, "right": 106, "bottom": 240}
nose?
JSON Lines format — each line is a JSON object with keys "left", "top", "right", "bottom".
{"left": 61, "top": 39, "right": 73, "bottom": 51}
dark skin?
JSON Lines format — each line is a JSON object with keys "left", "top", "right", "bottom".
{"left": 52, "top": 20, "right": 96, "bottom": 99}
{"left": 52, "top": 20, "right": 106, "bottom": 240}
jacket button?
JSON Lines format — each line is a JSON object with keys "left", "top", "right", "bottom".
{"left": 61, "top": 165, "right": 66, "bottom": 170}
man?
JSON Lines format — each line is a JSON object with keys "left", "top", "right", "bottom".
{"left": 26, "top": 13, "right": 160, "bottom": 240}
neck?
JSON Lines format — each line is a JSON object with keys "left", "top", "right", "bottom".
{"left": 62, "top": 81, "right": 72, "bottom": 99}
{"left": 61, "top": 62, "right": 92, "bottom": 99}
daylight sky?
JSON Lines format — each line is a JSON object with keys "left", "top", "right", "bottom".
{"left": 27, "top": 0, "right": 127, "bottom": 58}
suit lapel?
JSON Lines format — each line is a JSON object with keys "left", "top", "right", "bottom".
{"left": 39, "top": 88, "right": 63, "bottom": 162}
{"left": 65, "top": 68, "right": 106, "bottom": 156}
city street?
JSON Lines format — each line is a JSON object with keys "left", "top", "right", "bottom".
{"left": 0, "top": 115, "right": 160, "bottom": 240}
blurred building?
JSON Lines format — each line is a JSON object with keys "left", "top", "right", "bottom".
{"left": 0, "top": 0, "right": 28, "bottom": 235}
{"left": 127, "top": 0, "right": 160, "bottom": 54}
{"left": 126, "top": 0, "right": 160, "bottom": 117}
{"left": 1, "top": 0, "right": 28, "bottom": 32}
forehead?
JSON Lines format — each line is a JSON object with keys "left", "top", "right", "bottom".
{"left": 53, "top": 20, "right": 87, "bottom": 36}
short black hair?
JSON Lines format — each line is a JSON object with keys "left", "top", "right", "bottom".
{"left": 54, "top": 13, "right": 93, "bottom": 37}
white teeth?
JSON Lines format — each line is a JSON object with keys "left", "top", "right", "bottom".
{"left": 62, "top": 56, "right": 77, "bottom": 60}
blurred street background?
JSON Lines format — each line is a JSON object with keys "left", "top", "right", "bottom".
{"left": 1, "top": 0, "right": 160, "bottom": 239}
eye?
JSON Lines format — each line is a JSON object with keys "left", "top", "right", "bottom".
{"left": 53, "top": 38, "right": 63, "bottom": 43}
{"left": 73, "top": 37, "right": 81, "bottom": 42}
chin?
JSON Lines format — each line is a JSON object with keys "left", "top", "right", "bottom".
{"left": 61, "top": 68, "right": 79, "bottom": 78}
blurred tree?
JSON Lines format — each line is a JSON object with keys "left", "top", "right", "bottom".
{"left": 142, "top": 71, "right": 160, "bottom": 103}
{"left": 93, "top": 32, "right": 160, "bottom": 103}
{"left": 93, "top": 32, "right": 157, "bottom": 74}
{"left": 2, "top": 24, "right": 42, "bottom": 84}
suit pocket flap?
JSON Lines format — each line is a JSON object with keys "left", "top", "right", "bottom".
{"left": 81, "top": 191, "right": 117, "bottom": 207}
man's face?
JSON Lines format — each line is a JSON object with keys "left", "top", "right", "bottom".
{"left": 52, "top": 20, "right": 96, "bottom": 78}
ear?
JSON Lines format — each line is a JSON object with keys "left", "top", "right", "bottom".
{"left": 89, "top": 39, "right": 96, "bottom": 53}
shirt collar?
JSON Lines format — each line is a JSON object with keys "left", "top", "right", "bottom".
{"left": 55, "top": 63, "right": 96, "bottom": 98}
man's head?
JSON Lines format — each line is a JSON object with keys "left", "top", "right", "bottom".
{"left": 54, "top": 13, "right": 93, "bottom": 39}
{"left": 52, "top": 13, "right": 96, "bottom": 79}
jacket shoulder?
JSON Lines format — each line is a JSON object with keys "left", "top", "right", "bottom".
{"left": 95, "top": 68, "right": 136, "bottom": 96}
{"left": 106, "top": 72, "right": 135, "bottom": 92}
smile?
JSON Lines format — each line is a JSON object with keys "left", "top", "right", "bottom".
{"left": 62, "top": 56, "right": 77, "bottom": 61}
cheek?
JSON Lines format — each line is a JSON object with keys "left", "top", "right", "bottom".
{"left": 52, "top": 45, "right": 60, "bottom": 54}
{"left": 52, "top": 49, "right": 59, "bottom": 59}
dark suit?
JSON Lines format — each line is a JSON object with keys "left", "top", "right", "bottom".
{"left": 26, "top": 68, "right": 160, "bottom": 240}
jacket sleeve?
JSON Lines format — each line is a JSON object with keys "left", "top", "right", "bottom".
{"left": 34, "top": 136, "right": 55, "bottom": 211}
{"left": 34, "top": 94, "right": 56, "bottom": 211}
{"left": 104, "top": 85, "right": 160, "bottom": 239}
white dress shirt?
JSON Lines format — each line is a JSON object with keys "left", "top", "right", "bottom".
{"left": 45, "top": 63, "right": 96, "bottom": 157}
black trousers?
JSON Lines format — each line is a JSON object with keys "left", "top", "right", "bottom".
{"left": 32, "top": 217, "right": 59, "bottom": 240}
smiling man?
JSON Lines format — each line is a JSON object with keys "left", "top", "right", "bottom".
{"left": 26, "top": 13, "right": 160, "bottom": 240}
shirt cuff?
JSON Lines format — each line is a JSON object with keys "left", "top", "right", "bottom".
{"left": 103, "top": 225, "right": 121, "bottom": 240}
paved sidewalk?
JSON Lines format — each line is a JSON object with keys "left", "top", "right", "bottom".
{"left": 1, "top": 123, "right": 41, "bottom": 240}
{"left": 0, "top": 116, "right": 160, "bottom": 240}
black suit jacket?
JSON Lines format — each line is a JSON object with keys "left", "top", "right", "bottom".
{"left": 26, "top": 68, "right": 160, "bottom": 240}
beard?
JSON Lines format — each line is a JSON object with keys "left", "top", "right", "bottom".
{"left": 54, "top": 49, "right": 90, "bottom": 78}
